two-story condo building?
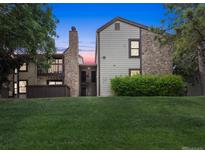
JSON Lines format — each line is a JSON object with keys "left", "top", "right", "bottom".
{"left": 96, "top": 17, "right": 172, "bottom": 96}
{"left": 0, "top": 17, "right": 172, "bottom": 98}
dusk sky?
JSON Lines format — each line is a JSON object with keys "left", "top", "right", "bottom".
{"left": 50, "top": 3, "right": 166, "bottom": 63}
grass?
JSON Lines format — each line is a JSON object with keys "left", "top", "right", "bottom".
{"left": 0, "top": 96, "right": 205, "bottom": 149}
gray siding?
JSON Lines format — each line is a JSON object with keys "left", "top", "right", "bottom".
{"left": 97, "top": 21, "right": 141, "bottom": 96}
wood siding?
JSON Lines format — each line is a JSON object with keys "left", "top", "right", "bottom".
{"left": 97, "top": 21, "right": 141, "bottom": 96}
{"left": 27, "top": 85, "right": 70, "bottom": 98}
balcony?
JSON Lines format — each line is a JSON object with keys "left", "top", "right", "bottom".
{"left": 37, "top": 68, "right": 64, "bottom": 77}
{"left": 37, "top": 58, "right": 64, "bottom": 77}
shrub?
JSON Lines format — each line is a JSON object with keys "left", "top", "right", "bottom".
{"left": 111, "top": 74, "right": 186, "bottom": 96}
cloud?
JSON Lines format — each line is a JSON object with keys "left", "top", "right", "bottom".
{"left": 80, "top": 52, "right": 95, "bottom": 64}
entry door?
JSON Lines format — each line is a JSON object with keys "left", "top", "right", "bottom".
{"left": 80, "top": 68, "right": 96, "bottom": 96}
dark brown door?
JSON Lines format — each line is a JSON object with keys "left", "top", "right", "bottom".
{"left": 80, "top": 66, "right": 96, "bottom": 96}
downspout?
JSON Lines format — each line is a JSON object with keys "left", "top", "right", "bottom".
{"left": 97, "top": 32, "right": 100, "bottom": 96}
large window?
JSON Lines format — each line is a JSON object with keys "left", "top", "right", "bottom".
{"left": 129, "top": 39, "right": 140, "bottom": 57}
{"left": 48, "top": 59, "right": 63, "bottom": 74}
{"left": 129, "top": 69, "right": 141, "bottom": 76}
{"left": 48, "top": 80, "right": 63, "bottom": 85}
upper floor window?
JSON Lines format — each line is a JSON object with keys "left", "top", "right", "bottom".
{"left": 129, "top": 69, "right": 141, "bottom": 76}
{"left": 15, "top": 63, "right": 28, "bottom": 73}
{"left": 48, "top": 59, "right": 63, "bottom": 74}
{"left": 115, "top": 23, "right": 120, "bottom": 31}
{"left": 19, "top": 63, "right": 28, "bottom": 72}
{"left": 129, "top": 39, "right": 140, "bottom": 57}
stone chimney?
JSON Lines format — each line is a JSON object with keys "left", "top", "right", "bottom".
{"left": 64, "top": 26, "right": 80, "bottom": 96}
{"left": 69, "top": 26, "right": 78, "bottom": 55}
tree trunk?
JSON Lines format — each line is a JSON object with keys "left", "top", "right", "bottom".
{"left": 197, "top": 46, "right": 205, "bottom": 95}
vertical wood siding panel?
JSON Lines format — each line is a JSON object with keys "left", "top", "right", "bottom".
{"left": 99, "top": 21, "right": 141, "bottom": 96}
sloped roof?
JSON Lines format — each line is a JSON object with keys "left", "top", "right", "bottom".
{"left": 96, "top": 17, "right": 149, "bottom": 33}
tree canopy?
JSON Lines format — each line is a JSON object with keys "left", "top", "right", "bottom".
{"left": 0, "top": 4, "right": 58, "bottom": 88}
{"left": 153, "top": 4, "right": 205, "bottom": 95}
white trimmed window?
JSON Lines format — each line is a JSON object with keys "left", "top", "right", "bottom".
{"left": 129, "top": 39, "right": 140, "bottom": 57}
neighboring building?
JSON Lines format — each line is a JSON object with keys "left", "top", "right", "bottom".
{"left": 96, "top": 17, "right": 172, "bottom": 96}
{"left": 0, "top": 17, "right": 173, "bottom": 98}
{"left": 1, "top": 26, "right": 97, "bottom": 98}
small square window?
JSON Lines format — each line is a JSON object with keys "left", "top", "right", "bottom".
{"left": 129, "top": 69, "right": 141, "bottom": 76}
{"left": 19, "top": 63, "right": 27, "bottom": 72}
{"left": 115, "top": 23, "right": 120, "bottom": 31}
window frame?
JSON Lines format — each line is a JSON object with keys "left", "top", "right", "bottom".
{"left": 115, "top": 23, "right": 120, "bottom": 31}
{"left": 18, "top": 80, "right": 28, "bottom": 94}
{"left": 38, "top": 57, "right": 64, "bottom": 75}
{"left": 128, "top": 39, "right": 141, "bottom": 58}
{"left": 129, "top": 69, "right": 141, "bottom": 76}
{"left": 47, "top": 80, "right": 63, "bottom": 86}
{"left": 47, "top": 58, "right": 63, "bottom": 74}
{"left": 19, "top": 63, "right": 28, "bottom": 72}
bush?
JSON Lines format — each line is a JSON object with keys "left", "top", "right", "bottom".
{"left": 111, "top": 74, "right": 186, "bottom": 96}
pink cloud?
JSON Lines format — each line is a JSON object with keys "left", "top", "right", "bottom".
{"left": 80, "top": 52, "right": 95, "bottom": 64}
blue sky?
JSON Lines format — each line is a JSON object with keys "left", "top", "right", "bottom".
{"left": 50, "top": 3, "right": 166, "bottom": 53}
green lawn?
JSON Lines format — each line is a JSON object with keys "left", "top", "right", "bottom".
{"left": 0, "top": 96, "right": 205, "bottom": 149}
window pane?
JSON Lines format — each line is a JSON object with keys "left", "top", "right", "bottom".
{"left": 131, "top": 49, "right": 139, "bottom": 56}
{"left": 56, "top": 81, "right": 63, "bottom": 85}
{"left": 14, "top": 83, "right": 17, "bottom": 94}
{"left": 59, "top": 65, "right": 63, "bottom": 73}
{"left": 19, "top": 81, "right": 27, "bottom": 93}
{"left": 48, "top": 81, "right": 63, "bottom": 85}
{"left": 58, "top": 59, "right": 62, "bottom": 64}
{"left": 19, "top": 63, "right": 27, "bottom": 71}
{"left": 115, "top": 23, "right": 120, "bottom": 30}
{"left": 130, "top": 70, "right": 140, "bottom": 76}
{"left": 48, "top": 81, "right": 55, "bottom": 85}
{"left": 47, "top": 58, "right": 63, "bottom": 74}
{"left": 91, "top": 71, "right": 96, "bottom": 83}
{"left": 131, "top": 41, "right": 139, "bottom": 48}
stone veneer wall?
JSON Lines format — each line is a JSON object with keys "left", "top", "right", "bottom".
{"left": 141, "top": 28, "right": 172, "bottom": 75}
{"left": 64, "top": 27, "right": 79, "bottom": 96}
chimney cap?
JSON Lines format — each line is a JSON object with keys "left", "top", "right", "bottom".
{"left": 71, "top": 26, "right": 76, "bottom": 31}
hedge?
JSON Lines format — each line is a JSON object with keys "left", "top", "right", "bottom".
{"left": 111, "top": 74, "right": 186, "bottom": 96}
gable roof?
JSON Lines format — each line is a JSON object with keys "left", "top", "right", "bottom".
{"left": 96, "top": 17, "right": 149, "bottom": 33}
